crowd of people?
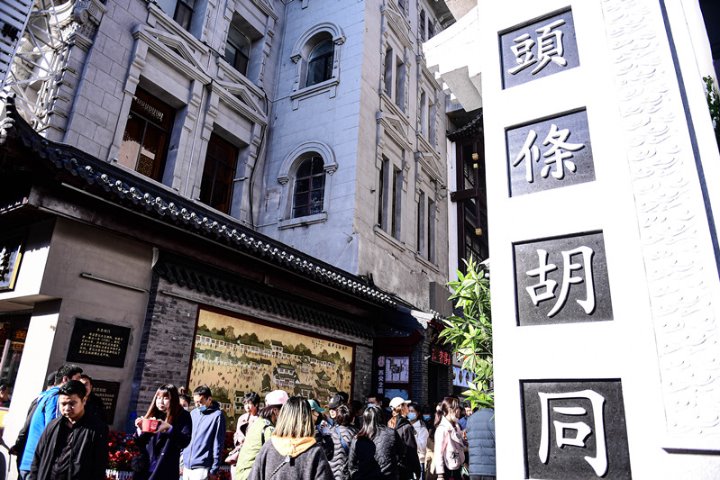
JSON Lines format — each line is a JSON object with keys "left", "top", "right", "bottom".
{"left": 8, "top": 365, "right": 496, "bottom": 480}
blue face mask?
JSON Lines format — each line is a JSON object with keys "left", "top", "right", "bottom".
{"left": 198, "top": 405, "right": 207, "bottom": 413}
{"left": 407, "top": 412, "right": 417, "bottom": 421}
{"left": 423, "top": 415, "right": 431, "bottom": 422}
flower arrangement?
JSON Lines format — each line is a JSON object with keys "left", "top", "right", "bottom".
{"left": 107, "top": 430, "right": 141, "bottom": 471}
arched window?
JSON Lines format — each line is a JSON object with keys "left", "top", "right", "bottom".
{"left": 293, "top": 155, "right": 325, "bottom": 217}
{"left": 306, "top": 39, "right": 334, "bottom": 87}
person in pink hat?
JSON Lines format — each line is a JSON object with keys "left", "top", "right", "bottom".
{"left": 234, "top": 390, "right": 289, "bottom": 480}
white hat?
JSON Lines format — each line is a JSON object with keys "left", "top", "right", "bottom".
{"left": 265, "top": 390, "right": 289, "bottom": 406}
{"left": 389, "top": 396, "right": 411, "bottom": 409}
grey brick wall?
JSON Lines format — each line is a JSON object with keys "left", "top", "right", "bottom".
{"left": 131, "top": 271, "right": 375, "bottom": 421}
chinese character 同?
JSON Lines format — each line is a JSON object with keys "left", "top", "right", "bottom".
{"left": 508, "top": 19, "right": 568, "bottom": 76}
{"left": 538, "top": 389, "right": 607, "bottom": 476}
{"left": 526, "top": 246, "right": 595, "bottom": 317}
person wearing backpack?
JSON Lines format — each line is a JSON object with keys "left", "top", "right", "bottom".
{"left": 234, "top": 390, "right": 288, "bottom": 480}
{"left": 387, "top": 397, "right": 421, "bottom": 480}
{"left": 247, "top": 396, "right": 333, "bottom": 480}
{"left": 431, "top": 398, "right": 465, "bottom": 480}
{"left": 327, "top": 405, "right": 357, "bottom": 480}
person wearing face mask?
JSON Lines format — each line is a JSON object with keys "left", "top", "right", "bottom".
{"left": 235, "top": 390, "right": 289, "bottom": 480}
{"left": 408, "top": 403, "right": 429, "bottom": 480}
{"left": 387, "top": 397, "right": 421, "bottom": 480}
{"left": 183, "top": 385, "right": 227, "bottom": 480}
{"left": 134, "top": 384, "right": 192, "bottom": 480}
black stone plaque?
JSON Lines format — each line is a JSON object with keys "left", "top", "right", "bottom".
{"left": 0, "top": 236, "right": 24, "bottom": 291}
{"left": 91, "top": 379, "right": 120, "bottom": 424}
{"left": 67, "top": 319, "right": 130, "bottom": 368}
{"left": 522, "top": 380, "right": 631, "bottom": 479}
{"left": 514, "top": 231, "right": 612, "bottom": 326}
{"left": 506, "top": 109, "right": 594, "bottom": 197}
{"left": 500, "top": 9, "right": 580, "bottom": 89}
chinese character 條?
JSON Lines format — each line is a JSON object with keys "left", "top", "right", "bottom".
{"left": 513, "top": 124, "right": 585, "bottom": 183}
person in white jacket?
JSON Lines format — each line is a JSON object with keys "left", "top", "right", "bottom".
{"left": 408, "top": 403, "right": 429, "bottom": 480}
{"left": 431, "top": 397, "right": 465, "bottom": 480}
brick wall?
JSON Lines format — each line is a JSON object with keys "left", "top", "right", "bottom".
{"left": 130, "top": 270, "right": 375, "bottom": 419}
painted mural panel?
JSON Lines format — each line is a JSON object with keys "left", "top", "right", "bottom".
{"left": 189, "top": 309, "right": 354, "bottom": 423}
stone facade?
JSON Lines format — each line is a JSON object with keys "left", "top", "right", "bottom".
{"left": 5, "top": 0, "right": 452, "bottom": 312}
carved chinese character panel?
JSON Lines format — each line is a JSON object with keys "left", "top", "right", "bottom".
{"left": 522, "top": 380, "right": 631, "bottom": 479}
{"left": 514, "top": 231, "right": 612, "bottom": 326}
{"left": 507, "top": 109, "right": 594, "bottom": 197}
{"left": 500, "top": 9, "right": 580, "bottom": 89}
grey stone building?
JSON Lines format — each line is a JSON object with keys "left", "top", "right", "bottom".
{"left": 0, "top": 0, "right": 457, "bottom": 452}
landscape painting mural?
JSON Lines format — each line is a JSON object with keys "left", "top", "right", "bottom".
{"left": 189, "top": 309, "right": 354, "bottom": 426}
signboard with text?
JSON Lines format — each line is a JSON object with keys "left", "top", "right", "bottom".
{"left": 67, "top": 319, "right": 131, "bottom": 368}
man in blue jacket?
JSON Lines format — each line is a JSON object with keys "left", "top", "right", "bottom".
{"left": 182, "top": 385, "right": 227, "bottom": 480}
{"left": 19, "top": 364, "right": 83, "bottom": 479}
{"left": 466, "top": 407, "right": 496, "bottom": 480}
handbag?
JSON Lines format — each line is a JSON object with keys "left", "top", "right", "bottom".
{"left": 225, "top": 445, "right": 242, "bottom": 465}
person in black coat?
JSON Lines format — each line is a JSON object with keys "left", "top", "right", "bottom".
{"left": 79, "top": 374, "right": 107, "bottom": 423}
{"left": 133, "top": 384, "right": 193, "bottom": 480}
{"left": 248, "top": 396, "right": 332, "bottom": 480}
{"left": 327, "top": 405, "right": 358, "bottom": 480}
{"left": 348, "top": 405, "right": 403, "bottom": 480}
{"left": 28, "top": 380, "right": 108, "bottom": 480}
{"left": 388, "top": 397, "right": 421, "bottom": 480}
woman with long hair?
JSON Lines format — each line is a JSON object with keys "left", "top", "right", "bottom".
{"left": 327, "top": 404, "right": 358, "bottom": 480}
{"left": 348, "top": 405, "right": 403, "bottom": 480}
{"left": 387, "top": 398, "right": 421, "bottom": 480}
{"left": 431, "top": 398, "right": 465, "bottom": 480}
{"left": 248, "top": 396, "right": 333, "bottom": 480}
{"left": 133, "top": 384, "right": 192, "bottom": 480}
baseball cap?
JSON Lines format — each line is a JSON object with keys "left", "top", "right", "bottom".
{"left": 265, "top": 390, "right": 289, "bottom": 406}
{"left": 307, "top": 399, "right": 324, "bottom": 414}
{"left": 328, "top": 394, "right": 344, "bottom": 409}
{"left": 389, "top": 396, "right": 411, "bottom": 409}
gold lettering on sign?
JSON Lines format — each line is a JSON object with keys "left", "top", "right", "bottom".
{"left": 78, "top": 330, "right": 124, "bottom": 358}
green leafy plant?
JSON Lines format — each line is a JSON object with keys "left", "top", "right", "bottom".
{"left": 704, "top": 75, "right": 720, "bottom": 144}
{"left": 440, "top": 256, "right": 493, "bottom": 409}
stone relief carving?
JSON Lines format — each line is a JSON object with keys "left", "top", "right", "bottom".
{"left": 601, "top": 0, "right": 720, "bottom": 439}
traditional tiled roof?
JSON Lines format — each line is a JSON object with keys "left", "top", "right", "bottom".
{"left": 447, "top": 110, "right": 483, "bottom": 141}
{"left": 0, "top": 99, "right": 399, "bottom": 309}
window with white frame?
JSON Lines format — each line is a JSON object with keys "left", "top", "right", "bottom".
{"left": 173, "top": 0, "right": 195, "bottom": 31}
{"left": 419, "top": 10, "right": 426, "bottom": 41}
{"left": 384, "top": 47, "right": 393, "bottom": 97}
{"left": 118, "top": 88, "right": 176, "bottom": 182}
{"left": 224, "top": 14, "right": 264, "bottom": 81}
{"left": 420, "top": 91, "right": 428, "bottom": 137}
{"left": 200, "top": 133, "right": 239, "bottom": 214}
{"left": 395, "top": 56, "right": 406, "bottom": 112}
{"left": 306, "top": 38, "right": 334, "bottom": 87}
{"left": 417, "top": 191, "right": 426, "bottom": 254}
{"left": 290, "top": 24, "right": 345, "bottom": 100}
{"left": 429, "top": 100, "right": 437, "bottom": 145}
{"left": 391, "top": 165, "right": 402, "bottom": 238}
{"left": 292, "top": 155, "right": 326, "bottom": 218}
{"left": 428, "top": 196, "right": 436, "bottom": 262}
{"left": 378, "top": 152, "right": 404, "bottom": 240}
{"left": 416, "top": 188, "right": 436, "bottom": 261}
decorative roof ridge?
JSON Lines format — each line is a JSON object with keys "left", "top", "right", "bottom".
{"left": 1, "top": 98, "right": 399, "bottom": 308}
{"left": 447, "top": 110, "right": 483, "bottom": 141}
